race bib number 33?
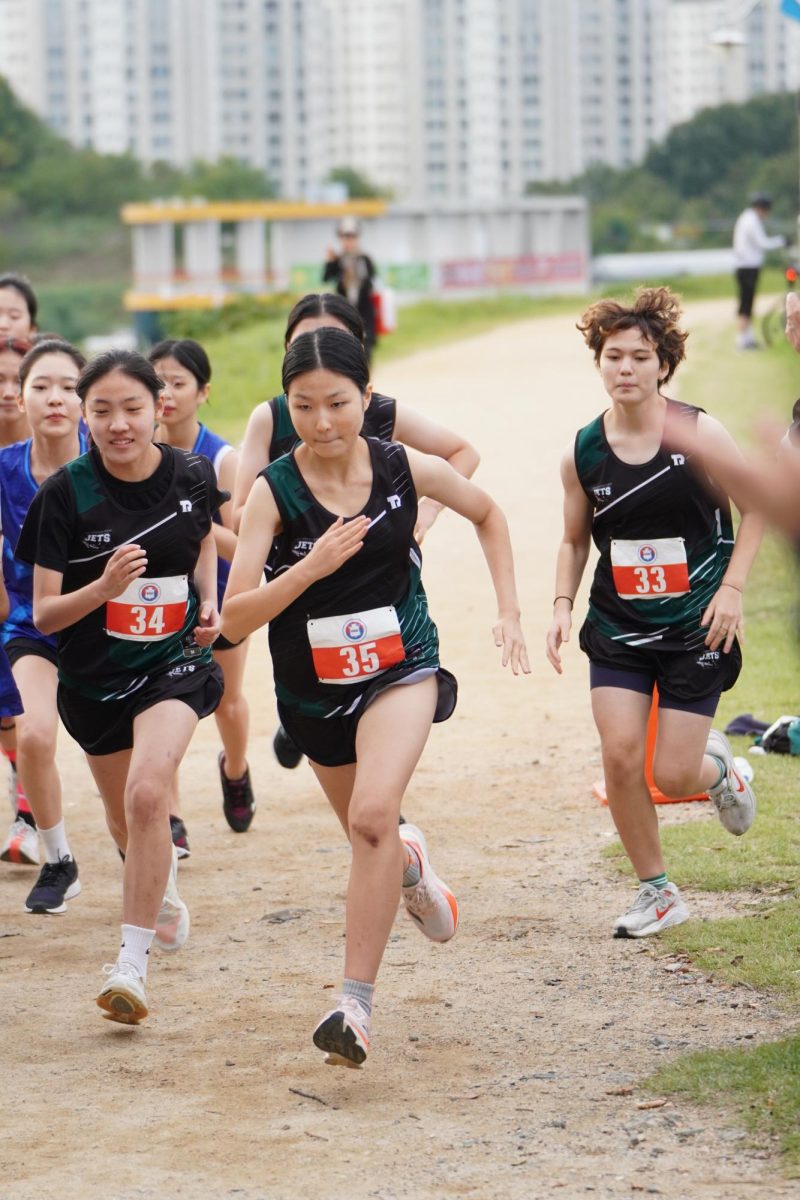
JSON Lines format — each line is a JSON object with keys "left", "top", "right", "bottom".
{"left": 106, "top": 575, "right": 189, "bottom": 641}
{"left": 308, "top": 606, "right": 405, "bottom": 684}
{"left": 611, "top": 538, "right": 690, "bottom": 600}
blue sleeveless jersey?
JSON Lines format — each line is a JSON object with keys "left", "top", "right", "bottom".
{"left": 0, "top": 434, "right": 87, "bottom": 650}
{"left": 193, "top": 423, "right": 233, "bottom": 609}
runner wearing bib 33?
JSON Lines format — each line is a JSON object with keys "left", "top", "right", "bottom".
{"left": 546, "top": 287, "right": 761, "bottom": 939}
{"left": 223, "top": 328, "right": 528, "bottom": 1068}
{"left": 17, "top": 349, "right": 225, "bottom": 1025}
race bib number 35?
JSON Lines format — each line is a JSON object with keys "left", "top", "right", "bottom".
{"left": 307, "top": 605, "right": 405, "bottom": 684}
{"left": 106, "top": 575, "right": 189, "bottom": 641}
{"left": 611, "top": 538, "right": 690, "bottom": 600}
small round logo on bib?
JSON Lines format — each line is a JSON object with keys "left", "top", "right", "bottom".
{"left": 638, "top": 545, "right": 657, "bottom": 564}
{"left": 139, "top": 583, "right": 161, "bottom": 603}
{"left": 343, "top": 618, "right": 367, "bottom": 642}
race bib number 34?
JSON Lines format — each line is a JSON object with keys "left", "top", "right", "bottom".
{"left": 106, "top": 575, "right": 189, "bottom": 641}
{"left": 611, "top": 538, "right": 690, "bottom": 600}
{"left": 308, "top": 605, "right": 405, "bottom": 684}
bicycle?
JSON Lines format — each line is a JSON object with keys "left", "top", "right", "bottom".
{"left": 762, "top": 251, "right": 799, "bottom": 347}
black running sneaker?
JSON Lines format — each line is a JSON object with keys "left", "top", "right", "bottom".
{"left": 170, "top": 814, "right": 191, "bottom": 860}
{"left": 272, "top": 723, "right": 304, "bottom": 770}
{"left": 219, "top": 752, "right": 255, "bottom": 832}
{"left": 25, "top": 855, "right": 81, "bottom": 914}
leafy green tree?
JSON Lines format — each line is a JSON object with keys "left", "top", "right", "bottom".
{"left": 326, "top": 166, "right": 389, "bottom": 199}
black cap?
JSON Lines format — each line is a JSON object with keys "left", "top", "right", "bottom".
{"left": 750, "top": 192, "right": 772, "bottom": 209}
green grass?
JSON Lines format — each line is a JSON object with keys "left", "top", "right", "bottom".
{"left": 646, "top": 1037, "right": 800, "bottom": 1176}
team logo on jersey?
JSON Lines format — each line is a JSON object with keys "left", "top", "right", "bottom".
{"left": 388, "top": 494, "right": 402, "bottom": 509}
{"left": 638, "top": 545, "right": 657, "bottom": 564}
{"left": 292, "top": 539, "right": 316, "bottom": 558}
{"left": 592, "top": 485, "right": 612, "bottom": 500}
{"left": 696, "top": 650, "right": 720, "bottom": 668}
{"left": 343, "top": 618, "right": 367, "bottom": 642}
{"left": 180, "top": 500, "right": 193, "bottom": 513}
{"left": 139, "top": 582, "right": 161, "bottom": 603}
{"left": 81, "top": 530, "right": 113, "bottom": 551}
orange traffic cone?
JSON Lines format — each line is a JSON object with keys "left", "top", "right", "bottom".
{"left": 593, "top": 688, "right": 709, "bottom": 806}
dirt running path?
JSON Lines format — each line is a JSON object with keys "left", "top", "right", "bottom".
{"left": 1, "top": 301, "right": 797, "bottom": 1200}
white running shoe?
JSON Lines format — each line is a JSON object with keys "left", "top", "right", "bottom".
{"left": 613, "top": 882, "right": 689, "bottom": 939}
{"left": 399, "top": 823, "right": 458, "bottom": 943}
{"left": 312, "top": 994, "right": 371, "bottom": 1068}
{"left": 1, "top": 816, "right": 39, "bottom": 865}
{"left": 153, "top": 845, "right": 190, "bottom": 952}
{"left": 96, "top": 961, "right": 148, "bottom": 1025}
{"left": 706, "top": 729, "right": 756, "bottom": 836}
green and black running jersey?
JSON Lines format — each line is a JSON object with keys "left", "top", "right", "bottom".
{"left": 263, "top": 437, "right": 439, "bottom": 717}
{"left": 574, "top": 399, "right": 735, "bottom": 651}
{"left": 16, "top": 445, "right": 225, "bottom": 700}
{"left": 268, "top": 391, "right": 397, "bottom": 462}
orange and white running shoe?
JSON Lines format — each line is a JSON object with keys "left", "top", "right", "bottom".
{"left": 400, "top": 823, "right": 458, "bottom": 943}
{"left": 706, "top": 729, "right": 756, "bottom": 836}
{"left": 1, "top": 815, "right": 39, "bottom": 865}
{"left": 313, "top": 994, "right": 370, "bottom": 1068}
{"left": 613, "top": 882, "right": 689, "bottom": 939}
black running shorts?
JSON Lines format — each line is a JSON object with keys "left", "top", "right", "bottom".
{"left": 57, "top": 661, "right": 224, "bottom": 757}
{"left": 580, "top": 620, "right": 741, "bottom": 715}
{"left": 278, "top": 666, "right": 457, "bottom": 768}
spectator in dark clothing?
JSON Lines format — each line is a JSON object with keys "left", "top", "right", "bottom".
{"left": 322, "top": 218, "right": 377, "bottom": 361}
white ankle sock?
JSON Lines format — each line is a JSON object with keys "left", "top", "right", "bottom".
{"left": 118, "top": 924, "right": 155, "bottom": 981}
{"left": 39, "top": 820, "right": 72, "bottom": 864}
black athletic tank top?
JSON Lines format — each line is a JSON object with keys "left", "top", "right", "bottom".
{"left": 574, "top": 399, "right": 735, "bottom": 651}
{"left": 17, "top": 445, "right": 224, "bottom": 700}
{"left": 268, "top": 391, "right": 397, "bottom": 462}
{"left": 262, "top": 438, "right": 439, "bottom": 717}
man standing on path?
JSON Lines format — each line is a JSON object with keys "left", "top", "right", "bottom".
{"left": 733, "top": 193, "right": 785, "bottom": 351}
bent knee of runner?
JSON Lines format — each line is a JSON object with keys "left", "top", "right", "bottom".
{"left": 16, "top": 719, "right": 57, "bottom": 765}
{"left": 650, "top": 762, "right": 700, "bottom": 800}
{"left": 348, "top": 801, "right": 400, "bottom": 851}
{"left": 124, "top": 775, "right": 169, "bottom": 830}
{"left": 601, "top": 738, "right": 647, "bottom": 789}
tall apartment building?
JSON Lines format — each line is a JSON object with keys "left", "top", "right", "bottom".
{"left": 1, "top": 0, "right": 799, "bottom": 201}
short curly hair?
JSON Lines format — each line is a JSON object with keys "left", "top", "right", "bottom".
{"left": 576, "top": 286, "right": 689, "bottom": 383}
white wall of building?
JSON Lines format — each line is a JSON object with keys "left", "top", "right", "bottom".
{"left": 1, "top": 0, "right": 799, "bottom": 202}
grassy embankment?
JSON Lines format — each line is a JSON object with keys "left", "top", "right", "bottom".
{"left": 600, "top": 326, "right": 799, "bottom": 1174}
{"left": 201, "top": 269, "right": 786, "bottom": 443}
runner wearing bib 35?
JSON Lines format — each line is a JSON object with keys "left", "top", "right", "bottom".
{"left": 17, "top": 349, "right": 224, "bottom": 1025}
{"left": 546, "top": 287, "right": 761, "bottom": 939}
{"left": 232, "top": 293, "right": 480, "bottom": 773}
{"left": 223, "top": 328, "right": 528, "bottom": 1068}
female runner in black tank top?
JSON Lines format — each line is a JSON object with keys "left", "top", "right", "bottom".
{"left": 545, "top": 288, "right": 761, "bottom": 941}
{"left": 19, "top": 349, "right": 224, "bottom": 1026}
{"left": 232, "top": 292, "right": 481, "bottom": 771}
{"left": 223, "top": 329, "right": 528, "bottom": 1068}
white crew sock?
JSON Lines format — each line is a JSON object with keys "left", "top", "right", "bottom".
{"left": 39, "top": 820, "right": 72, "bottom": 864}
{"left": 118, "top": 924, "right": 155, "bottom": 981}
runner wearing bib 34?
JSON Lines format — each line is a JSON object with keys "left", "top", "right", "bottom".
{"left": 546, "top": 287, "right": 761, "bottom": 939}
{"left": 18, "top": 349, "right": 224, "bottom": 1026}
{"left": 223, "top": 328, "right": 528, "bottom": 1068}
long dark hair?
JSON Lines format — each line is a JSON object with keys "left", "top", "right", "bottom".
{"left": 148, "top": 338, "right": 211, "bottom": 387}
{"left": 76, "top": 348, "right": 163, "bottom": 404}
{"left": 19, "top": 338, "right": 86, "bottom": 392}
{"left": 284, "top": 293, "right": 365, "bottom": 348}
{"left": 282, "top": 328, "right": 370, "bottom": 396}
